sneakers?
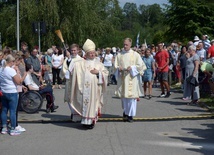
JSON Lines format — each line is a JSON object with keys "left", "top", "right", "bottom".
{"left": 165, "top": 92, "right": 171, "bottom": 98}
{"left": 175, "top": 82, "right": 181, "bottom": 86}
{"left": 1, "top": 127, "right": 8, "bottom": 134}
{"left": 15, "top": 125, "right": 26, "bottom": 132}
{"left": 1, "top": 126, "right": 24, "bottom": 135}
{"left": 51, "top": 105, "right": 59, "bottom": 112}
{"left": 10, "top": 129, "right": 21, "bottom": 136}
{"left": 159, "top": 92, "right": 171, "bottom": 98}
{"left": 159, "top": 93, "right": 165, "bottom": 98}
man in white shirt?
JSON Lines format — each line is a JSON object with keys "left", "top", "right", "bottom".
{"left": 197, "top": 42, "right": 206, "bottom": 62}
{"left": 24, "top": 64, "right": 58, "bottom": 113}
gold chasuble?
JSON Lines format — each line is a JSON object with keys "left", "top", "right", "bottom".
{"left": 69, "top": 59, "right": 108, "bottom": 125}
{"left": 114, "top": 49, "right": 146, "bottom": 98}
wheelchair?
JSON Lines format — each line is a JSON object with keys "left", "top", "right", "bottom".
{"left": 20, "top": 90, "right": 43, "bottom": 114}
{"left": 20, "top": 89, "right": 55, "bottom": 114}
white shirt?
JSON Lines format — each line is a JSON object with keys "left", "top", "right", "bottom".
{"left": 0, "top": 66, "right": 17, "bottom": 93}
{"left": 0, "top": 59, "right": 6, "bottom": 68}
{"left": 24, "top": 73, "right": 39, "bottom": 90}
{"left": 197, "top": 48, "right": 206, "bottom": 61}
{"left": 52, "top": 54, "right": 64, "bottom": 69}
{"left": 102, "top": 53, "right": 113, "bottom": 67}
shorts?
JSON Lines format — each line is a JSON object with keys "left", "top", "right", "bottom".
{"left": 158, "top": 72, "right": 168, "bottom": 82}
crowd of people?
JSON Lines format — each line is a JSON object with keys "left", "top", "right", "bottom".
{"left": 1, "top": 34, "right": 214, "bottom": 134}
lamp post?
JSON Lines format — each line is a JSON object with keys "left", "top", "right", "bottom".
{"left": 0, "top": 32, "right": 2, "bottom": 50}
{"left": 17, "top": 0, "right": 20, "bottom": 51}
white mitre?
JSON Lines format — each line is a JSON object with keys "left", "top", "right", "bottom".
{"left": 83, "top": 39, "right": 96, "bottom": 53}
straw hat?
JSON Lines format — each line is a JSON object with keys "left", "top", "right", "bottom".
{"left": 194, "top": 36, "right": 200, "bottom": 41}
{"left": 83, "top": 39, "right": 96, "bottom": 53}
{"left": 105, "top": 47, "right": 111, "bottom": 51}
{"left": 112, "top": 47, "right": 116, "bottom": 53}
{"left": 210, "top": 39, "right": 214, "bottom": 44}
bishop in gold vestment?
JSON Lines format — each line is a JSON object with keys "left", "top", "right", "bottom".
{"left": 69, "top": 39, "right": 108, "bottom": 129}
{"left": 114, "top": 38, "right": 146, "bottom": 122}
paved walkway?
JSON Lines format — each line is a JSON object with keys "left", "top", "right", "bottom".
{"left": 18, "top": 84, "right": 213, "bottom": 123}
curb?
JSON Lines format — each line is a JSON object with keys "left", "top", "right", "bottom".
{"left": 18, "top": 114, "right": 214, "bottom": 123}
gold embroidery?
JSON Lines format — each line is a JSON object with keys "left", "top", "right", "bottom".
{"left": 83, "top": 98, "right": 89, "bottom": 105}
{"left": 85, "top": 81, "right": 90, "bottom": 88}
{"left": 86, "top": 65, "right": 93, "bottom": 71}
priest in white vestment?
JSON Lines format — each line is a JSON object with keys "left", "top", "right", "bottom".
{"left": 60, "top": 44, "right": 83, "bottom": 118}
{"left": 114, "top": 38, "right": 146, "bottom": 122}
{"left": 69, "top": 39, "right": 109, "bottom": 129}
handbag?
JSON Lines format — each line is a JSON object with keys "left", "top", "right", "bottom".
{"left": 186, "top": 75, "right": 199, "bottom": 86}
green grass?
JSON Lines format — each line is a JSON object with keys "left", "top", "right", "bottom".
{"left": 200, "top": 97, "right": 214, "bottom": 108}
{"left": 170, "top": 84, "right": 214, "bottom": 110}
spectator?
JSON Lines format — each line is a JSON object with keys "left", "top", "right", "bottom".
{"left": 155, "top": 43, "right": 171, "bottom": 98}
{"left": 0, "top": 55, "right": 26, "bottom": 135}
{"left": 178, "top": 46, "right": 189, "bottom": 90}
{"left": 196, "top": 42, "right": 206, "bottom": 62}
{"left": 142, "top": 48, "right": 156, "bottom": 99}
{"left": 21, "top": 41, "right": 28, "bottom": 54}
{"left": 101, "top": 47, "right": 114, "bottom": 86}
{"left": 51, "top": 47, "right": 64, "bottom": 89}
{"left": 24, "top": 64, "right": 59, "bottom": 113}
{"left": 45, "top": 48, "right": 53, "bottom": 68}
{"left": 174, "top": 46, "right": 181, "bottom": 85}
{"left": 0, "top": 51, "right": 5, "bottom": 68}
{"left": 202, "top": 35, "right": 211, "bottom": 53}
{"left": 26, "top": 48, "right": 42, "bottom": 86}
{"left": 193, "top": 36, "right": 201, "bottom": 47}
{"left": 183, "top": 45, "right": 200, "bottom": 104}
{"left": 207, "top": 39, "right": 214, "bottom": 59}
{"left": 13, "top": 55, "right": 27, "bottom": 132}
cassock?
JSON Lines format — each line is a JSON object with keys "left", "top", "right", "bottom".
{"left": 114, "top": 49, "right": 146, "bottom": 116}
{"left": 69, "top": 58, "right": 108, "bottom": 125}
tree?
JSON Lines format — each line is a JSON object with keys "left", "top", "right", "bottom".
{"left": 139, "top": 4, "right": 164, "bottom": 27}
{"left": 165, "top": 0, "right": 214, "bottom": 42}
{"left": 0, "top": 0, "right": 171, "bottom": 50}
{"left": 122, "top": 3, "right": 139, "bottom": 30}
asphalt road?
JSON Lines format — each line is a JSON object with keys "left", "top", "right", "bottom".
{"left": 0, "top": 84, "right": 214, "bottom": 155}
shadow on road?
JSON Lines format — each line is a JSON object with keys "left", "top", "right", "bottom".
{"left": 176, "top": 108, "right": 207, "bottom": 113}
{"left": 156, "top": 100, "right": 186, "bottom": 106}
{"left": 169, "top": 122, "right": 214, "bottom": 154}
{"left": 40, "top": 113, "right": 122, "bottom": 130}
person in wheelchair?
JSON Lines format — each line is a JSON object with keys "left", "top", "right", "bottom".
{"left": 24, "top": 64, "right": 58, "bottom": 113}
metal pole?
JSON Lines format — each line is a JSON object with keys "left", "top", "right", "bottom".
{"left": 0, "top": 32, "right": 2, "bottom": 50}
{"left": 17, "top": 0, "right": 20, "bottom": 51}
{"left": 38, "top": 22, "right": 41, "bottom": 53}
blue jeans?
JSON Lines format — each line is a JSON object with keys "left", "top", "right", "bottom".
{"left": 1, "top": 93, "right": 18, "bottom": 129}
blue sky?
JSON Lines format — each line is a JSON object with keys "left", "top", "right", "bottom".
{"left": 119, "top": 0, "right": 168, "bottom": 7}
